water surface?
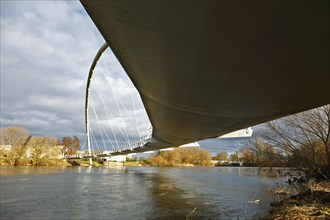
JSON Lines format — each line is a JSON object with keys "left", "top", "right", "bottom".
{"left": 0, "top": 166, "right": 283, "bottom": 219}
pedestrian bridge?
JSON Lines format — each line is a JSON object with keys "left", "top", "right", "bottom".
{"left": 71, "top": 1, "right": 330, "bottom": 161}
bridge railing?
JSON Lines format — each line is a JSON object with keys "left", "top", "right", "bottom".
{"left": 64, "top": 133, "right": 151, "bottom": 160}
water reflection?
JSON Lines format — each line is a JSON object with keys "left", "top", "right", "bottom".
{"left": 136, "top": 171, "right": 210, "bottom": 219}
{"left": 127, "top": 167, "right": 280, "bottom": 219}
{"left": 0, "top": 166, "right": 66, "bottom": 176}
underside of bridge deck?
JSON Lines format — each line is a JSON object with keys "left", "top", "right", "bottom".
{"left": 80, "top": 1, "right": 330, "bottom": 147}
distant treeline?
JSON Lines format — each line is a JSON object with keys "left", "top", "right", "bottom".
{"left": 213, "top": 141, "right": 285, "bottom": 167}
{"left": 145, "top": 147, "right": 212, "bottom": 166}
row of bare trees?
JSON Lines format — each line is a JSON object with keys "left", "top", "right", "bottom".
{"left": 147, "top": 147, "right": 212, "bottom": 166}
{"left": 236, "top": 105, "right": 329, "bottom": 180}
{"left": 265, "top": 105, "right": 330, "bottom": 180}
{"left": 213, "top": 142, "right": 283, "bottom": 167}
{"left": 0, "top": 126, "right": 81, "bottom": 166}
{"left": 212, "top": 105, "right": 329, "bottom": 180}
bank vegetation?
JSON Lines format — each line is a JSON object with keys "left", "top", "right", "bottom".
{"left": 0, "top": 126, "right": 80, "bottom": 166}
{"left": 217, "top": 105, "right": 330, "bottom": 181}
{"left": 263, "top": 180, "right": 330, "bottom": 219}
{"left": 145, "top": 147, "right": 212, "bottom": 166}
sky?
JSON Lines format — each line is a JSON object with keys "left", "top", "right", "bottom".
{"left": 1, "top": 1, "right": 103, "bottom": 138}
{"left": 0, "top": 1, "right": 256, "bottom": 155}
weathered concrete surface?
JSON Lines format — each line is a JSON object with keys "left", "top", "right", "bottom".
{"left": 80, "top": 1, "right": 330, "bottom": 146}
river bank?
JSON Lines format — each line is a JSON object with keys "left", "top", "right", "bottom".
{"left": 0, "top": 159, "right": 194, "bottom": 167}
{"left": 263, "top": 181, "right": 330, "bottom": 219}
{"left": 0, "top": 157, "right": 72, "bottom": 166}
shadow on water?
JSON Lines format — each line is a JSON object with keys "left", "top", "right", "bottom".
{"left": 129, "top": 167, "right": 278, "bottom": 219}
{"left": 133, "top": 170, "right": 217, "bottom": 219}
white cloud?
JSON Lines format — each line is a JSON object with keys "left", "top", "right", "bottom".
{"left": 0, "top": 1, "right": 151, "bottom": 149}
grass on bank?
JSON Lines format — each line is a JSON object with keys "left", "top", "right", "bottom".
{"left": 68, "top": 159, "right": 103, "bottom": 167}
{"left": 124, "top": 161, "right": 140, "bottom": 166}
{"left": 0, "top": 157, "right": 72, "bottom": 166}
{"left": 263, "top": 181, "right": 330, "bottom": 220}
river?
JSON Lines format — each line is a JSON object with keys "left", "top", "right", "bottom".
{"left": 0, "top": 166, "right": 285, "bottom": 219}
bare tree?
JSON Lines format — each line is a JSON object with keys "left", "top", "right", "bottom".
{"left": 61, "top": 136, "right": 81, "bottom": 156}
{"left": 239, "top": 147, "right": 255, "bottom": 166}
{"left": 238, "top": 135, "right": 285, "bottom": 167}
{"left": 29, "top": 136, "right": 58, "bottom": 165}
{"left": 266, "top": 105, "right": 330, "bottom": 180}
{"left": 213, "top": 152, "right": 229, "bottom": 161}
{"left": 230, "top": 152, "right": 239, "bottom": 162}
{"left": 0, "top": 126, "right": 30, "bottom": 165}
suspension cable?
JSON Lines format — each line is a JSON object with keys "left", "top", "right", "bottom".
{"left": 91, "top": 78, "right": 127, "bottom": 147}
{"left": 89, "top": 97, "right": 109, "bottom": 152}
{"left": 99, "top": 61, "right": 141, "bottom": 140}
{"left": 101, "top": 57, "right": 131, "bottom": 144}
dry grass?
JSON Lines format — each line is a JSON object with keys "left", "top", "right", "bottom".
{"left": 271, "top": 205, "right": 330, "bottom": 220}
{"left": 273, "top": 188, "right": 289, "bottom": 195}
{"left": 263, "top": 181, "right": 330, "bottom": 220}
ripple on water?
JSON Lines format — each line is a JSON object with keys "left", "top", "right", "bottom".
{"left": 0, "top": 166, "right": 283, "bottom": 219}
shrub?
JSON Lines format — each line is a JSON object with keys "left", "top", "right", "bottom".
{"left": 146, "top": 147, "right": 212, "bottom": 166}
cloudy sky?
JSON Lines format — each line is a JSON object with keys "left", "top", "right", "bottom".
{"left": 1, "top": 1, "right": 254, "bottom": 154}
{"left": 1, "top": 1, "right": 104, "bottom": 140}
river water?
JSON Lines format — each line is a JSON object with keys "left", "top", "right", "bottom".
{"left": 0, "top": 166, "right": 284, "bottom": 219}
